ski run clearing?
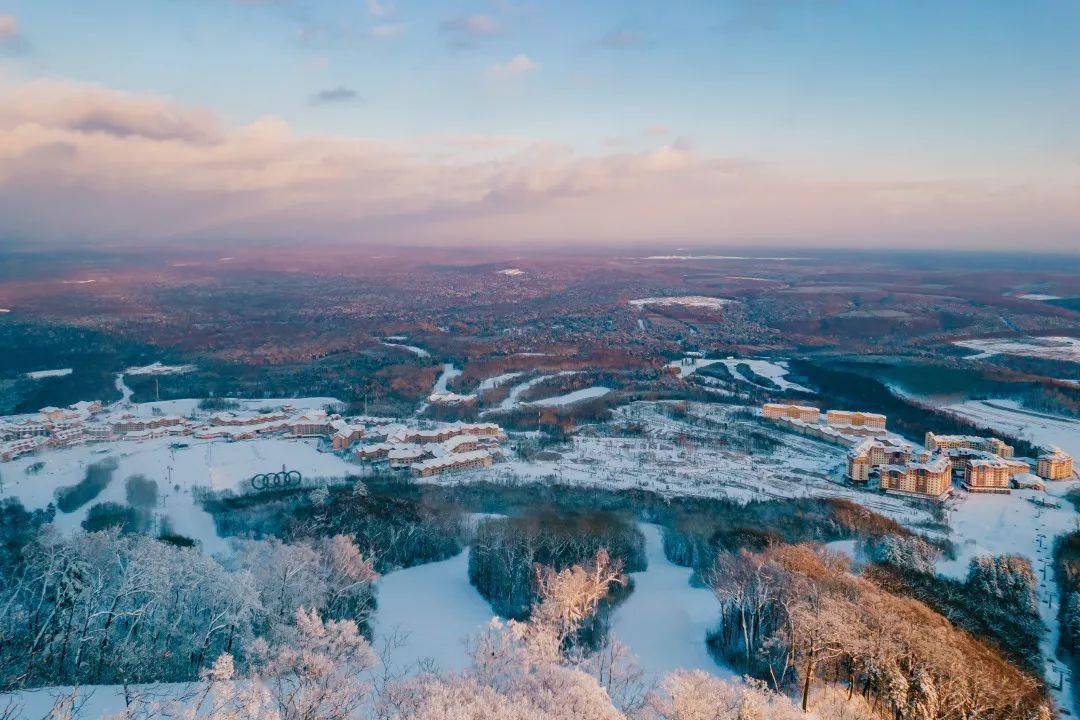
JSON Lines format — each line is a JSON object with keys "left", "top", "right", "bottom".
{"left": 953, "top": 335, "right": 1080, "bottom": 362}
{"left": 26, "top": 368, "right": 73, "bottom": 380}
{"left": 526, "top": 386, "right": 612, "bottom": 407}
{"left": 667, "top": 356, "right": 812, "bottom": 392}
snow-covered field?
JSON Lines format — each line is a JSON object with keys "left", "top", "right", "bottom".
{"left": 483, "top": 371, "right": 579, "bottom": 414}
{"left": 381, "top": 341, "right": 430, "bottom": 358}
{"left": 629, "top": 296, "right": 733, "bottom": 310}
{"left": 528, "top": 386, "right": 611, "bottom": 407}
{"left": 609, "top": 524, "right": 730, "bottom": 680}
{"left": 1016, "top": 293, "right": 1063, "bottom": 301}
{"left": 485, "top": 403, "right": 930, "bottom": 524}
{"left": 124, "top": 362, "right": 196, "bottom": 376}
{"left": 943, "top": 398, "right": 1080, "bottom": 457}
{"left": 0, "top": 435, "right": 352, "bottom": 555}
{"left": 937, "top": 482, "right": 1080, "bottom": 711}
{"left": 954, "top": 336, "right": 1080, "bottom": 362}
{"left": 26, "top": 368, "right": 73, "bottom": 380}
{"left": 372, "top": 548, "right": 495, "bottom": 674}
{"left": 666, "top": 357, "right": 812, "bottom": 392}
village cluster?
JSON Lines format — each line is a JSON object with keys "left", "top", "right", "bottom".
{"left": 763, "top": 402, "right": 1075, "bottom": 499}
{"left": 0, "top": 399, "right": 508, "bottom": 479}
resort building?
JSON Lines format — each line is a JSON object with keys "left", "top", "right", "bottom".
{"left": 330, "top": 420, "right": 366, "bottom": 450}
{"left": 962, "top": 457, "right": 1026, "bottom": 493}
{"left": 924, "top": 432, "right": 1013, "bottom": 459}
{"left": 846, "top": 438, "right": 914, "bottom": 483}
{"left": 762, "top": 403, "right": 820, "bottom": 423}
{"left": 411, "top": 450, "right": 493, "bottom": 477}
{"left": 1037, "top": 448, "right": 1074, "bottom": 480}
{"left": 825, "top": 410, "right": 887, "bottom": 430}
{"left": 1, "top": 436, "right": 46, "bottom": 462}
{"left": 880, "top": 456, "right": 952, "bottom": 500}
{"left": 289, "top": 410, "right": 338, "bottom": 437}
{"left": 110, "top": 415, "right": 187, "bottom": 433}
{"left": 211, "top": 410, "right": 288, "bottom": 427}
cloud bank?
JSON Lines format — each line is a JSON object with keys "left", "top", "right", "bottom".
{"left": 0, "top": 78, "right": 1076, "bottom": 250}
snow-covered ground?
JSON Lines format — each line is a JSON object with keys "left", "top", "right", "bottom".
{"left": 629, "top": 296, "right": 733, "bottom": 310}
{"left": 0, "top": 435, "right": 352, "bottom": 555}
{"left": 527, "top": 386, "right": 611, "bottom": 407}
{"left": 666, "top": 357, "right": 812, "bottom": 393}
{"left": 483, "top": 371, "right": 579, "bottom": 414}
{"left": 372, "top": 549, "right": 496, "bottom": 675}
{"left": 477, "top": 372, "right": 524, "bottom": 391}
{"left": 26, "top": 368, "right": 73, "bottom": 380}
{"left": 937, "top": 483, "right": 1080, "bottom": 712}
{"left": 609, "top": 524, "right": 731, "bottom": 680}
{"left": 485, "top": 403, "right": 931, "bottom": 524}
{"left": 1016, "top": 293, "right": 1063, "bottom": 301}
{"left": 497, "top": 268, "right": 524, "bottom": 276}
{"left": 125, "top": 362, "right": 196, "bottom": 376}
{"left": 943, "top": 399, "right": 1080, "bottom": 457}
{"left": 954, "top": 336, "right": 1080, "bottom": 362}
{"left": 382, "top": 341, "right": 430, "bottom": 358}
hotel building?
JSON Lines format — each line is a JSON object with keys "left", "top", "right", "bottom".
{"left": 880, "top": 456, "right": 952, "bottom": 500}
{"left": 924, "top": 432, "right": 1014, "bottom": 459}
{"left": 762, "top": 403, "right": 820, "bottom": 423}
{"left": 1037, "top": 448, "right": 1074, "bottom": 480}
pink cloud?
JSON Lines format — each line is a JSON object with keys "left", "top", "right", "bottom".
{"left": 0, "top": 78, "right": 1076, "bottom": 251}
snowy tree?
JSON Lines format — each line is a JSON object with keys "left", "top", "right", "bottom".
{"left": 966, "top": 555, "right": 1038, "bottom": 617}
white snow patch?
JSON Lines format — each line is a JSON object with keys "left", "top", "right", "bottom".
{"left": 0, "top": 436, "right": 352, "bottom": 556}
{"left": 1016, "top": 293, "right": 1062, "bottom": 301}
{"left": 610, "top": 524, "right": 732, "bottom": 680}
{"left": 527, "top": 386, "right": 611, "bottom": 407}
{"left": 125, "top": 362, "right": 196, "bottom": 376}
{"left": 953, "top": 336, "right": 1080, "bottom": 362}
{"left": 629, "top": 296, "right": 734, "bottom": 310}
{"left": 382, "top": 342, "right": 430, "bottom": 358}
{"left": 372, "top": 549, "right": 497, "bottom": 674}
{"left": 477, "top": 372, "right": 524, "bottom": 392}
{"left": 26, "top": 368, "right": 73, "bottom": 380}
{"left": 497, "top": 268, "right": 524, "bottom": 276}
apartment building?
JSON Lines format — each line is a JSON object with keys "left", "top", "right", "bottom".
{"left": 962, "top": 457, "right": 1026, "bottom": 493}
{"left": 289, "top": 410, "right": 338, "bottom": 437}
{"left": 924, "top": 432, "right": 1014, "bottom": 458}
{"left": 1, "top": 436, "right": 46, "bottom": 462}
{"left": 846, "top": 438, "right": 914, "bottom": 483}
{"left": 110, "top": 415, "right": 187, "bottom": 433}
{"left": 880, "top": 456, "right": 952, "bottom": 500}
{"left": 330, "top": 420, "right": 365, "bottom": 450}
{"left": 211, "top": 411, "right": 288, "bottom": 427}
{"left": 1037, "top": 447, "right": 1074, "bottom": 480}
{"left": 825, "top": 410, "right": 887, "bottom": 430}
{"left": 762, "top": 403, "right": 820, "bottom": 423}
{"left": 411, "top": 450, "right": 493, "bottom": 477}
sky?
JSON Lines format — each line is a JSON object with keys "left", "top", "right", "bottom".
{"left": 0, "top": 0, "right": 1078, "bottom": 251}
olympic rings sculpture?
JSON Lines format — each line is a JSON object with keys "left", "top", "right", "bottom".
{"left": 250, "top": 469, "right": 302, "bottom": 491}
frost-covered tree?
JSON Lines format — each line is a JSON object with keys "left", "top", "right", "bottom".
{"left": 966, "top": 555, "right": 1039, "bottom": 617}
{"left": 860, "top": 533, "right": 938, "bottom": 575}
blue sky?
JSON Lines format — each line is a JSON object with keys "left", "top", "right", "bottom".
{"left": 1, "top": 1, "right": 1078, "bottom": 249}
